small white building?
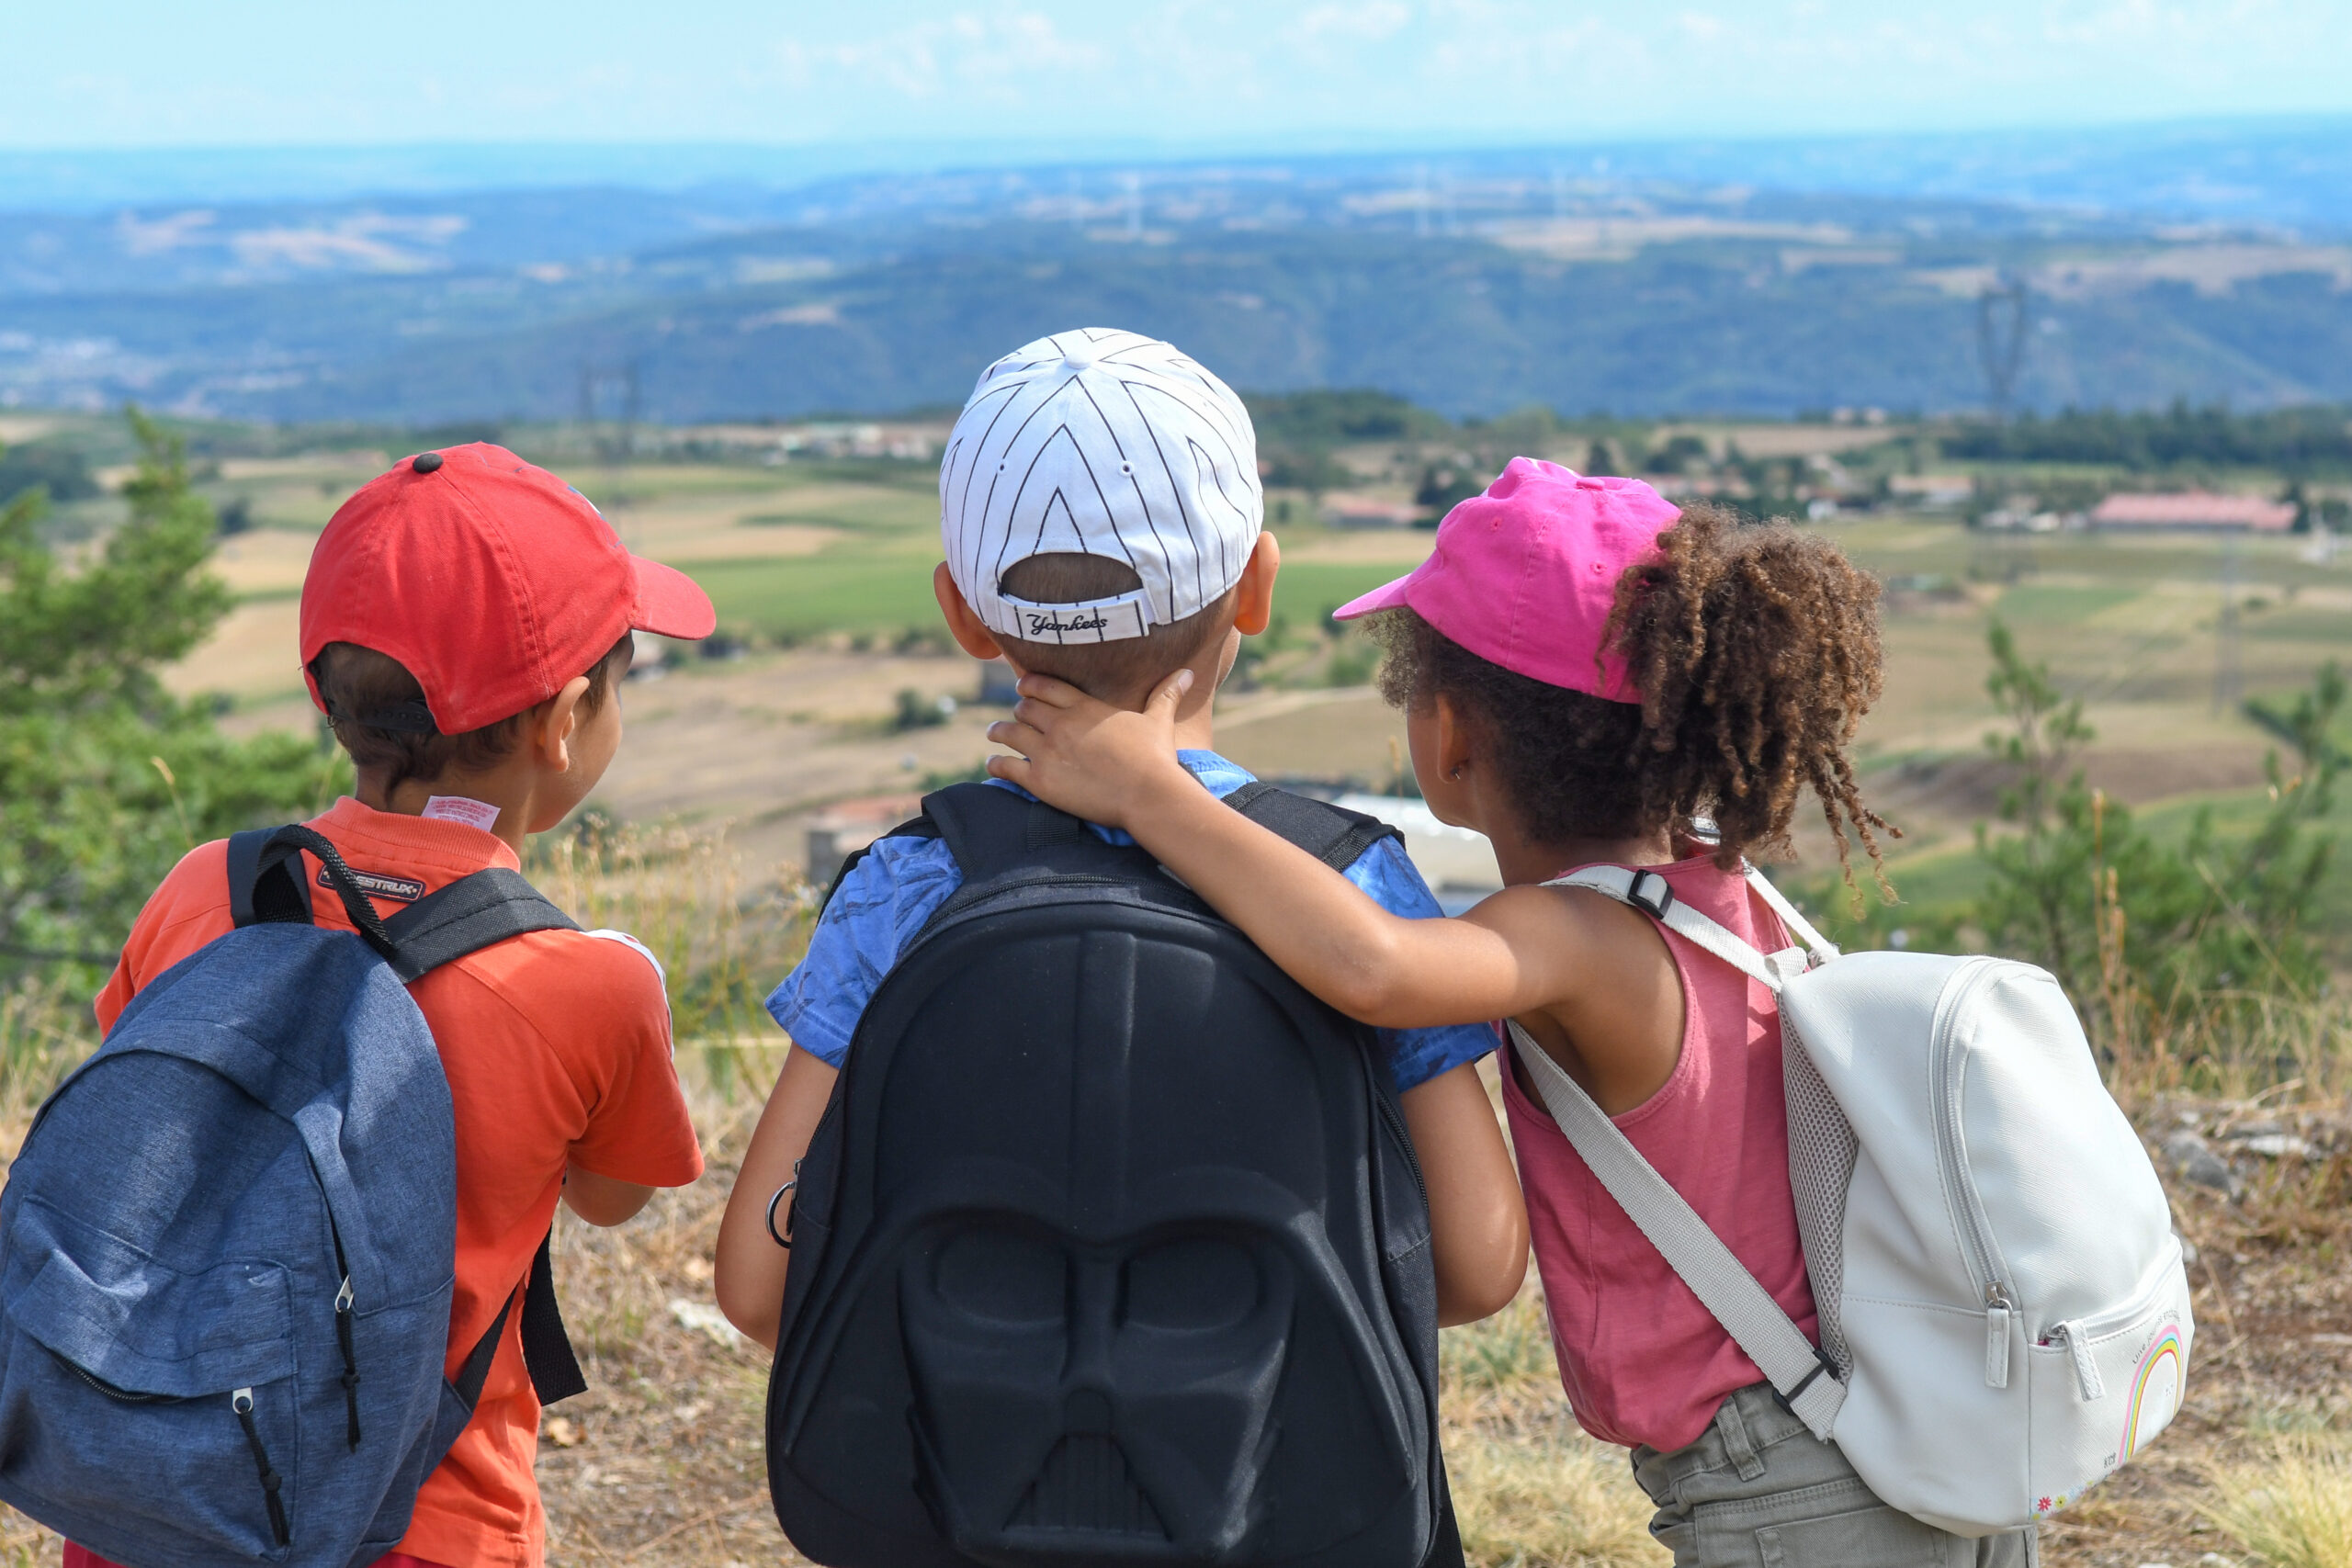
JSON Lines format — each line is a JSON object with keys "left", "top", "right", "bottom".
{"left": 1320, "top": 495, "right": 1425, "bottom": 530}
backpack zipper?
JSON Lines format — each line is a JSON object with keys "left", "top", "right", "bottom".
{"left": 2041, "top": 1321, "right": 2107, "bottom": 1400}
{"left": 232, "top": 1387, "right": 291, "bottom": 1548}
{"left": 324, "top": 1216, "right": 363, "bottom": 1450}
{"left": 334, "top": 1274, "right": 362, "bottom": 1449}
{"left": 54, "top": 1353, "right": 177, "bottom": 1404}
{"left": 1929, "top": 959, "right": 2017, "bottom": 1388}
{"left": 2037, "top": 1235, "right": 2187, "bottom": 1402}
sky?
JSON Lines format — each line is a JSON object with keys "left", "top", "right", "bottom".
{"left": 14, "top": 0, "right": 2352, "bottom": 152}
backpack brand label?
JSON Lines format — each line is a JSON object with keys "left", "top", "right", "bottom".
{"left": 319, "top": 866, "right": 426, "bottom": 904}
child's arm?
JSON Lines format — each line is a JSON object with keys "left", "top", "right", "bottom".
{"left": 563, "top": 1166, "right": 654, "bottom": 1225}
{"left": 988, "top": 673, "right": 1593, "bottom": 1032}
{"left": 1401, "top": 1062, "right": 1528, "bottom": 1324}
{"left": 714, "top": 1044, "right": 840, "bottom": 1350}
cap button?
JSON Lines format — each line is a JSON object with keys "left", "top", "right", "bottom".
{"left": 412, "top": 451, "right": 445, "bottom": 474}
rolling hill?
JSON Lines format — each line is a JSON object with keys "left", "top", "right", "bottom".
{"left": 4, "top": 132, "right": 2350, "bottom": 424}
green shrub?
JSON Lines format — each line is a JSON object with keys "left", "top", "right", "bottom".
{"left": 1969, "top": 619, "right": 2341, "bottom": 1052}
{"left": 0, "top": 412, "right": 343, "bottom": 1003}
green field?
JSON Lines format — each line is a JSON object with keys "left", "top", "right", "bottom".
{"left": 124, "top": 423, "right": 2352, "bottom": 967}
{"left": 687, "top": 552, "right": 1413, "bottom": 638}
{"left": 692, "top": 553, "right": 944, "bottom": 637}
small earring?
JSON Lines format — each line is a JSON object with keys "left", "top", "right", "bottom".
{"left": 1449, "top": 764, "right": 1464, "bottom": 780}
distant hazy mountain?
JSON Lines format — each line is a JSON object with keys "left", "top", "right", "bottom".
{"left": 3, "top": 127, "right": 2348, "bottom": 423}
{"left": 6, "top": 119, "right": 2349, "bottom": 228}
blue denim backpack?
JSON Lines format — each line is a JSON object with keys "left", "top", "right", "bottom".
{"left": 0, "top": 825, "right": 588, "bottom": 1567}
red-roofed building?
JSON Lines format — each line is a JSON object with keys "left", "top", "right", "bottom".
{"left": 2090, "top": 492, "right": 2298, "bottom": 532}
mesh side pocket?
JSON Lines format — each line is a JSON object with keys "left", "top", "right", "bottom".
{"left": 1782, "top": 1016, "right": 1859, "bottom": 1380}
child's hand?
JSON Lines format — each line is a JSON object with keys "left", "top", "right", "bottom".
{"left": 986, "top": 670, "right": 1196, "bottom": 830}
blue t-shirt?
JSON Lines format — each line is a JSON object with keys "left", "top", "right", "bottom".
{"left": 766, "top": 750, "right": 1495, "bottom": 1092}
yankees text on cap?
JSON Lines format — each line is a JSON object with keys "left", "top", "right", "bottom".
{"left": 940, "top": 327, "right": 1263, "bottom": 645}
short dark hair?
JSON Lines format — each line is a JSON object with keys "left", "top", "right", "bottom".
{"left": 993, "top": 553, "right": 1236, "bottom": 705}
{"left": 311, "top": 633, "right": 633, "bottom": 795}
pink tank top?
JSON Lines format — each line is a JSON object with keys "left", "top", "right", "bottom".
{"left": 1499, "top": 851, "right": 1820, "bottom": 1453}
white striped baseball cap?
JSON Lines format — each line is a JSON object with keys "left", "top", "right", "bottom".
{"left": 940, "top": 328, "right": 1263, "bottom": 645}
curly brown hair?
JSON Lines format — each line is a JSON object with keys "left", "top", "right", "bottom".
{"left": 1370, "top": 502, "right": 1893, "bottom": 890}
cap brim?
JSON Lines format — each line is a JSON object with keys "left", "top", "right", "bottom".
{"left": 1330, "top": 569, "right": 1419, "bottom": 622}
{"left": 629, "top": 557, "right": 718, "bottom": 640}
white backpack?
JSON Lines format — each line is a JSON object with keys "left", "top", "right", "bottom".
{"left": 1513, "top": 863, "right": 2194, "bottom": 1538}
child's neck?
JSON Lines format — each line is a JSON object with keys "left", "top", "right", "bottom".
{"left": 1487, "top": 826, "right": 1679, "bottom": 888}
{"left": 1169, "top": 688, "right": 1219, "bottom": 753}
{"left": 354, "top": 769, "right": 537, "bottom": 856}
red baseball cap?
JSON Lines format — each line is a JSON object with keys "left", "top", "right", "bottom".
{"left": 1331, "top": 457, "right": 1679, "bottom": 703}
{"left": 300, "top": 443, "right": 717, "bottom": 734}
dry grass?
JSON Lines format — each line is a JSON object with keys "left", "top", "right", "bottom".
{"left": 528, "top": 818, "right": 812, "bottom": 1097}
{"left": 0, "top": 974, "right": 93, "bottom": 1105}
{"left": 2203, "top": 1439, "right": 2352, "bottom": 1568}
{"left": 1442, "top": 1294, "right": 1667, "bottom": 1567}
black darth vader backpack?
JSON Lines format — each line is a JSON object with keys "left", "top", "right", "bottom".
{"left": 767, "top": 781, "right": 1463, "bottom": 1568}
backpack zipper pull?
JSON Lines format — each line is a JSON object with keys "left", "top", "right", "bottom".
{"left": 334, "top": 1276, "right": 363, "bottom": 1450}
{"left": 232, "top": 1387, "right": 291, "bottom": 1547}
{"left": 1984, "top": 1282, "right": 2013, "bottom": 1389}
{"left": 2047, "top": 1320, "right": 2106, "bottom": 1401}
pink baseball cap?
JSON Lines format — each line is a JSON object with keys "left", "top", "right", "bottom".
{"left": 1331, "top": 457, "right": 1679, "bottom": 702}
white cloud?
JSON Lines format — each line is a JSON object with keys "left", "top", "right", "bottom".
{"left": 7, "top": 0, "right": 2352, "bottom": 151}
{"left": 1292, "top": 2, "right": 1415, "bottom": 43}
{"left": 814, "top": 10, "right": 1114, "bottom": 103}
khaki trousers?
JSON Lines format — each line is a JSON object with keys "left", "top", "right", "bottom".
{"left": 1631, "top": 1383, "right": 2041, "bottom": 1568}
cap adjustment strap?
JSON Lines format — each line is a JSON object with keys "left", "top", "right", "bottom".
{"left": 329, "top": 698, "right": 439, "bottom": 735}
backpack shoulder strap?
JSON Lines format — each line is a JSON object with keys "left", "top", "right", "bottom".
{"left": 379, "top": 868, "right": 581, "bottom": 983}
{"left": 1507, "top": 1020, "right": 1845, "bottom": 1438}
{"left": 1741, "top": 865, "right": 1841, "bottom": 964}
{"left": 386, "top": 875, "right": 590, "bottom": 1408}
{"left": 227, "top": 825, "right": 314, "bottom": 928}
{"left": 381, "top": 876, "right": 590, "bottom": 1408}
{"left": 1224, "top": 781, "right": 1404, "bottom": 871}
{"left": 921, "top": 781, "right": 1094, "bottom": 884}
{"left": 228, "top": 825, "right": 400, "bottom": 959}
{"left": 869, "top": 778, "right": 1395, "bottom": 897}
{"left": 447, "top": 1224, "right": 585, "bottom": 1411}
{"left": 1544, "top": 865, "right": 1812, "bottom": 990}
{"left": 518, "top": 1224, "right": 587, "bottom": 1404}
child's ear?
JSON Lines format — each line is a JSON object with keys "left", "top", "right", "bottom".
{"left": 1232, "top": 532, "right": 1282, "bottom": 637}
{"left": 933, "top": 562, "right": 1006, "bottom": 660}
{"left": 1433, "top": 693, "right": 1476, "bottom": 782}
{"left": 537, "top": 676, "right": 592, "bottom": 772}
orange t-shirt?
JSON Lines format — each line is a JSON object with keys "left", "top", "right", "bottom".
{"left": 95, "top": 797, "right": 705, "bottom": 1568}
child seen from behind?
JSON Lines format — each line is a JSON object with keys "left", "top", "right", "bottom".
{"left": 715, "top": 329, "right": 1528, "bottom": 1344}
{"left": 988, "top": 459, "right": 2040, "bottom": 1566}
{"left": 70, "top": 446, "right": 714, "bottom": 1568}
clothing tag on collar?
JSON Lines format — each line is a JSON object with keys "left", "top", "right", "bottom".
{"left": 422, "top": 795, "right": 501, "bottom": 833}
{"left": 317, "top": 866, "right": 424, "bottom": 904}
